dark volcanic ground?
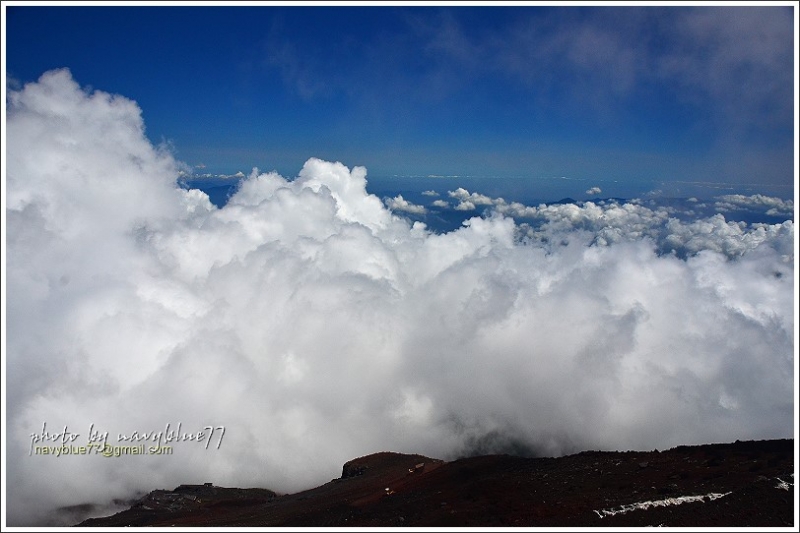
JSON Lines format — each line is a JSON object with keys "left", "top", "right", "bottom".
{"left": 76, "top": 439, "right": 795, "bottom": 527}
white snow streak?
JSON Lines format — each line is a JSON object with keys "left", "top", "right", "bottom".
{"left": 593, "top": 491, "right": 732, "bottom": 518}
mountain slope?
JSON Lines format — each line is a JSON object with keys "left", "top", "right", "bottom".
{"left": 77, "top": 439, "right": 795, "bottom": 527}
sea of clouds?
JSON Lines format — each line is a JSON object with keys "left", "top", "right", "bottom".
{"left": 4, "top": 69, "right": 796, "bottom": 525}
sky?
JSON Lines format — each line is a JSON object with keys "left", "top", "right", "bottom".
{"left": 4, "top": 3, "right": 797, "bottom": 199}
{"left": 1, "top": 2, "right": 798, "bottom": 528}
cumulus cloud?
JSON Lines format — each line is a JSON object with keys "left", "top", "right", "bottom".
{"left": 440, "top": 187, "right": 793, "bottom": 261}
{"left": 586, "top": 186, "right": 602, "bottom": 195}
{"left": 5, "top": 70, "right": 795, "bottom": 526}
{"left": 448, "top": 187, "right": 495, "bottom": 211}
{"left": 449, "top": 187, "right": 495, "bottom": 205}
{"left": 431, "top": 199, "right": 450, "bottom": 208}
{"left": 422, "top": 190, "right": 440, "bottom": 196}
{"left": 384, "top": 194, "right": 427, "bottom": 215}
{"left": 714, "top": 194, "right": 794, "bottom": 217}
{"left": 662, "top": 216, "right": 794, "bottom": 260}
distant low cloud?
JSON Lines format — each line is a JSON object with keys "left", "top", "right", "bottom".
{"left": 438, "top": 187, "right": 794, "bottom": 261}
{"left": 449, "top": 187, "right": 494, "bottom": 205}
{"left": 448, "top": 187, "right": 495, "bottom": 211}
{"left": 431, "top": 199, "right": 449, "bottom": 208}
{"left": 586, "top": 186, "right": 602, "bottom": 195}
{"left": 385, "top": 194, "right": 427, "bottom": 215}
{"left": 422, "top": 190, "right": 439, "bottom": 196}
{"left": 714, "top": 194, "right": 794, "bottom": 217}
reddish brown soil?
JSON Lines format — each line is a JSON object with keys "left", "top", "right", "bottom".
{"left": 77, "top": 439, "right": 795, "bottom": 527}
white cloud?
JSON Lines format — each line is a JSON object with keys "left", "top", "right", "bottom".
{"left": 384, "top": 194, "right": 427, "bottom": 215}
{"left": 492, "top": 199, "right": 793, "bottom": 261}
{"left": 448, "top": 187, "right": 495, "bottom": 206}
{"left": 714, "top": 194, "right": 794, "bottom": 217}
{"left": 447, "top": 187, "right": 498, "bottom": 212}
{"left": 5, "top": 70, "right": 795, "bottom": 526}
{"left": 421, "top": 190, "right": 439, "bottom": 197}
{"left": 431, "top": 199, "right": 450, "bottom": 208}
{"left": 586, "top": 186, "right": 602, "bottom": 195}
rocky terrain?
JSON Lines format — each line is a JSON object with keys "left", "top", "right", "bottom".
{"left": 76, "top": 439, "right": 795, "bottom": 527}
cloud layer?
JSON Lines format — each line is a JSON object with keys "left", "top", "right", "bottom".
{"left": 4, "top": 70, "right": 795, "bottom": 525}
{"left": 422, "top": 190, "right": 794, "bottom": 261}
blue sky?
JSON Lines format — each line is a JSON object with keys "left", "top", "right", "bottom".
{"left": 4, "top": 3, "right": 797, "bottom": 198}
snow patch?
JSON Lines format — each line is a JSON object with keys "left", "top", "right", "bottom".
{"left": 774, "top": 474, "right": 793, "bottom": 491}
{"left": 594, "top": 492, "right": 732, "bottom": 518}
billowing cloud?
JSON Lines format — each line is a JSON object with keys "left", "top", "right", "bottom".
{"left": 5, "top": 70, "right": 795, "bottom": 526}
{"left": 586, "top": 186, "right": 602, "bottom": 195}
{"left": 385, "top": 194, "right": 427, "bottom": 214}
{"left": 431, "top": 199, "right": 449, "bottom": 208}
